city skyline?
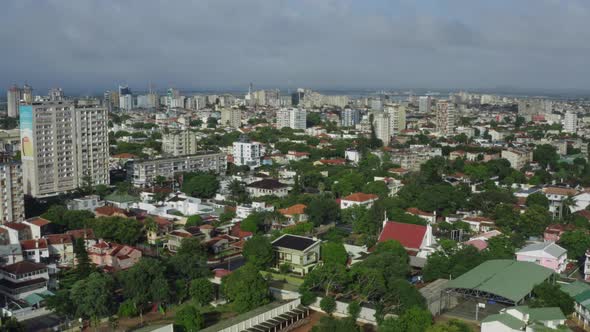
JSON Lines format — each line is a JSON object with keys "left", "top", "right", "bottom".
{"left": 2, "top": 0, "right": 590, "bottom": 94}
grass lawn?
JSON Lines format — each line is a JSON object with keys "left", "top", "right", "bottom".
{"left": 260, "top": 271, "right": 304, "bottom": 286}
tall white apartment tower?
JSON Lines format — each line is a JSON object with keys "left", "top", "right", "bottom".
{"left": 20, "top": 101, "right": 110, "bottom": 197}
{"left": 276, "top": 108, "right": 307, "bottom": 130}
{"left": 0, "top": 157, "right": 25, "bottom": 223}
{"left": 232, "top": 137, "right": 263, "bottom": 169}
{"left": 418, "top": 96, "right": 431, "bottom": 113}
{"left": 435, "top": 100, "right": 456, "bottom": 136}
{"left": 220, "top": 108, "right": 242, "bottom": 128}
{"left": 386, "top": 105, "right": 407, "bottom": 136}
{"left": 372, "top": 112, "right": 392, "bottom": 146}
{"left": 564, "top": 111, "right": 578, "bottom": 133}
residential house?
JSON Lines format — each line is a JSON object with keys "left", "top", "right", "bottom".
{"left": 236, "top": 202, "right": 274, "bottom": 219}
{"left": 88, "top": 240, "right": 142, "bottom": 272}
{"left": 22, "top": 217, "right": 51, "bottom": 239}
{"left": 66, "top": 228, "right": 97, "bottom": 247}
{"left": 278, "top": 204, "right": 308, "bottom": 224}
{"left": 340, "top": 193, "right": 379, "bottom": 209}
{"left": 1, "top": 223, "right": 32, "bottom": 243}
{"left": 66, "top": 195, "right": 105, "bottom": 212}
{"left": 272, "top": 234, "right": 321, "bottom": 276}
{"left": 562, "top": 281, "right": 590, "bottom": 329}
{"left": 481, "top": 306, "right": 567, "bottom": 332}
{"left": 406, "top": 208, "right": 436, "bottom": 224}
{"left": 516, "top": 242, "right": 567, "bottom": 273}
{"left": 543, "top": 187, "right": 578, "bottom": 218}
{"left": 462, "top": 216, "right": 495, "bottom": 233}
{"left": 44, "top": 234, "right": 74, "bottom": 267}
{"left": 378, "top": 221, "right": 436, "bottom": 266}
{"left": 95, "top": 205, "right": 129, "bottom": 218}
{"left": 20, "top": 239, "right": 49, "bottom": 264}
{"left": 544, "top": 224, "right": 575, "bottom": 242}
{"left": 246, "top": 179, "right": 289, "bottom": 198}
{"left": 465, "top": 230, "right": 502, "bottom": 251}
{"left": 572, "top": 191, "right": 590, "bottom": 213}
{"left": 584, "top": 250, "right": 590, "bottom": 282}
{"left": 286, "top": 151, "right": 310, "bottom": 162}
{"left": 0, "top": 261, "right": 49, "bottom": 301}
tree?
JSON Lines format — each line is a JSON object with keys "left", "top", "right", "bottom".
{"left": 90, "top": 217, "right": 143, "bottom": 245}
{"left": 559, "top": 230, "right": 590, "bottom": 260}
{"left": 348, "top": 301, "right": 361, "bottom": 320}
{"left": 306, "top": 195, "right": 341, "bottom": 226}
{"left": 70, "top": 272, "right": 114, "bottom": 327}
{"left": 300, "top": 263, "right": 350, "bottom": 296}
{"left": 222, "top": 263, "right": 271, "bottom": 313}
{"left": 243, "top": 235, "right": 274, "bottom": 269}
{"left": 175, "top": 304, "right": 204, "bottom": 332}
{"left": 321, "top": 242, "right": 348, "bottom": 266}
{"left": 121, "top": 258, "right": 170, "bottom": 323}
{"left": 190, "top": 278, "right": 214, "bottom": 306}
{"left": 362, "top": 181, "right": 389, "bottom": 198}
{"left": 526, "top": 192, "right": 549, "bottom": 209}
{"left": 530, "top": 281, "right": 574, "bottom": 315}
{"left": 426, "top": 320, "right": 473, "bottom": 332}
{"left": 181, "top": 172, "right": 220, "bottom": 198}
{"left": 518, "top": 205, "right": 551, "bottom": 238}
{"left": 533, "top": 144, "right": 559, "bottom": 169}
{"left": 0, "top": 316, "right": 25, "bottom": 332}
{"left": 185, "top": 215, "right": 204, "bottom": 228}
{"left": 379, "top": 307, "right": 432, "bottom": 332}
{"left": 73, "top": 238, "right": 92, "bottom": 279}
{"left": 228, "top": 179, "right": 250, "bottom": 203}
{"left": 311, "top": 316, "right": 359, "bottom": 332}
{"left": 169, "top": 238, "right": 210, "bottom": 280}
{"left": 320, "top": 296, "right": 337, "bottom": 315}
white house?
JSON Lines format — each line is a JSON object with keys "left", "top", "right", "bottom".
{"left": 246, "top": 179, "right": 289, "bottom": 198}
{"left": 481, "top": 306, "right": 567, "bottom": 332}
{"left": 66, "top": 195, "right": 105, "bottom": 212}
{"left": 340, "top": 193, "right": 379, "bottom": 209}
{"left": 0, "top": 261, "right": 49, "bottom": 301}
{"left": 236, "top": 202, "right": 274, "bottom": 219}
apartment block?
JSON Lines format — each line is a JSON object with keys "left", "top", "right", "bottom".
{"left": 220, "top": 108, "right": 242, "bottom": 128}
{"left": 20, "top": 101, "right": 109, "bottom": 197}
{"left": 277, "top": 108, "right": 306, "bottom": 130}
{"left": 162, "top": 131, "right": 199, "bottom": 156}
{"left": 126, "top": 152, "right": 227, "bottom": 187}
{"left": 0, "top": 158, "right": 24, "bottom": 223}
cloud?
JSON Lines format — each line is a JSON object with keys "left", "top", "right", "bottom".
{"left": 1, "top": 0, "right": 590, "bottom": 94}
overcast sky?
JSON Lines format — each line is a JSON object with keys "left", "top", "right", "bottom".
{"left": 2, "top": 0, "right": 590, "bottom": 94}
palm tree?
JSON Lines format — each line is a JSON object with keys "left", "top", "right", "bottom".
{"left": 560, "top": 195, "right": 576, "bottom": 220}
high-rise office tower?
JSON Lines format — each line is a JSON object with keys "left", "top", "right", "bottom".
{"left": 435, "top": 100, "right": 456, "bottom": 136}
{"left": 20, "top": 101, "right": 109, "bottom": 197}
{"left": 564, "top": 111, "right": 578, "bottom": 133}
{"left": 7, "top": 85, "right": 20, "bottom": 118}
{"left": 220, "top": 108, "right": 242, "bottom": 128}
{"left": 341, "top": 109, "right": 361, "bottom": 127}
{"left": 419, "top": 96, "right": 431, "bottom": 113}
{"left": 277, "top": 108, "right": 306, "bottom": 130}
{"left": 0, "top": 156, "right": 25, "bottom": 223}
{"left": 372, "top": 112, "right": 391, "bottom": 146}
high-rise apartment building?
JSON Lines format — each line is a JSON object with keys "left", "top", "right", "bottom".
{"left": 277, "top": 108, "right": 306, "bottom": 130}
{"left": 372, "top": 112, "right": 391, "bottom": 146}
{"left": 0, "top": 157, "right": 24, "bottom": 223}
{"left": 49, "top": 88, "right": 65, "bottom": 101}
{"left": 233, "top": 137, "right": 263, "bottom": 169}
{"left": 119, "top": 85, "right": 133, "bottom": 111}
{"left": 22, "top": 84, "right": 33, "bottom": 104}
{"left": 20, "top": 101, "right": 109, "bottom": 197}
{"left": 341, "top": 109, "right": 361, "bottom": 127}
{"left": 220, "top": 108, "right": 242, "bottom": 128}
{"left": 162, "top": 131, "right": 199, "bottom": 156}
{"left": 435, "top": 100, "right": 456, "bottom": 136}
{"left": 564, "top": 111, "right": 578, "bottom": 133}
{"left": 7, "top": 85, "right": 20, "bottom": 118}
{"left": 386, "top": 105, "right": 406, "bottom": 136}
{"left": 418, "top": 96, "right": 431, "bottom": 113}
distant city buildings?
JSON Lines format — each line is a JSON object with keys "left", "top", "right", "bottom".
{"left": 20, "top": 101, "right": 109, "bottom": 197}
{"left": 119, "top": 85, "right": 133, "bottom": 111}
{"left": 277, "top": 108, "right": 306, "bottom": 130}
{"left": 6, "top": 85, "right": 20, "bottom": 118}
{"left": 564, "top": 111, "right": 578, "bottom": 133}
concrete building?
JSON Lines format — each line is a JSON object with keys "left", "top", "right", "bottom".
{"left": 7, "top": 85, "right": 20, "bottom": 118}
{"left": 516, "top": 242, "right": 567, "bottom": 273}
{"left": 220, "top": 108, "right": 242, "bottom": 128}
{"left": 0, "top": 158, "right": 24, "bottom": 223}
{"left": 501, "top": 148, "right": 532, "bottom": 170}
{"left": 341, "top": 108, "right": 361, "bottom": 127}
{"left": 19, "top": 101, "right": 109, "bottom": 197}
{"left": 418, "top": 96, "right": 431, "bottom": 113}
{"left": 162, "top": 131, "right": 199, "bottom": 156}
{"left": 564, "top": 111, "right": 578, "bottom": 133}
{"left": 126, "top": 152, "right": 227, "bottom": 187}
{"left": 277, "top": 108, "right": 306, "bottom": 130}
{"left": 232, "top": 137, "right": 263, "bottom": 169}
{"left": 49, "top": 88, "right": 65, "bottom": 102}
{"left": 118, "top": 85, "right": 133, "bottom": 111}
{"left": 435, "top": 100, "right": 456, "bottom": 136}
{"left": 386, "top": 104, "right": 406, "bottom": 136}
{"left": 272, "top": 234, "right": 321, "bottom": 276}
{"left": 372, "top": 112, "right": 391, "bottom": 145}
{"left": 21, "top": 84, "right": 32, "bottom": 104}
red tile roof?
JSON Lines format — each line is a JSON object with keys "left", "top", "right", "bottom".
{"left": 577, "top": 210, "right": 590, "bottom": 220}
{"left": 95, "top": 205, "right": 127, "bottom": 216}
{"left": 45, "top": 234, "right": 73, "bottom": 245}
{"left": 20, "top": 239, "right": 48, "bottom": 250}
{"left": 342, "top": 193, "right": 379, "bottom": 202}
{"left": 66, "top": 229, "right": 96, "bottom": 239}
{"left": 378, "top": 221, "right": 427, "bottom": 250}
{"left": 112, "top": 153, "right": 137, "bottom": 159}
{"left": 27, "top": 217, "right": 51, "bottom": 227}
{"left": 406, "top": 207, "right": 434, "bottom": 217}
{"left": 279, "top": 204, "right": 307, "bottom": 216}
{"left": 3, "top": 223, "right": 30, "bottom": 231}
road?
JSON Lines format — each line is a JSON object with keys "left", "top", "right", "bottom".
{"left": 208, "top": 255, "right": 245, "bottom": 271}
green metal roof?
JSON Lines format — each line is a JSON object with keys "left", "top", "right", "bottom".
{"left": 200, "top": 301, "right": 293, "bottom": 332}
{"left": 561, "top": 281, "right": 590, "bottom": 297}
{"left": 445, "top": 260, "right": 554, "bottom": 303}
{"left": 105, "top": 192, "right": 139, "bottom": 203}
{"left": 527, "top": 307, "right": 566, "bottom": 322}
{"left": 482, "top": 313, "right": 526, "bottom": 330}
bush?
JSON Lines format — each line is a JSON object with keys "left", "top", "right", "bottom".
{"left": 320, "top": 296, "right": 337, "bottom": 315}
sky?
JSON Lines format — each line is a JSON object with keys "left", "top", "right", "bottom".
{"left": 2, "top": 0, "right": 590, "bottom": 95}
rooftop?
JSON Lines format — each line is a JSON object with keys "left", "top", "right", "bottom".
{"left": 272, "top": 234, "right": 319, "bottom": 252}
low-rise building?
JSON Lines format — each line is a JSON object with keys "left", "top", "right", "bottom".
{"left": 278, "top": 204, "right": 308, "bottom": 224}
{"left": 272, "top": 234, "right": 321, "bottom": 276}
{"left": 0, "top": 261, "right": 49, "bottom": 301}
{"left": 516, "top": 242, "right": 567, "bottom": 273}
{"left": 246, "top": 179, "right": 288, "bottom": 198}
{"left": 481, "top": 306, "right": 567, "bottom": 332}
{"left": 88, "top": 240, "right": 142, "bottom": 272}
{"left": 66, "top": 195, "right": 105, "bottom": 212}
{"left": 501, "top": 148, "right": 533, "bottom": 170}
{"left": 340, "top": 193, "right": 378, "bottom": 209}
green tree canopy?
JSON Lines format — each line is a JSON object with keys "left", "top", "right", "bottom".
{"left": 321, "top": 242, "right": 348, "bottom": 266}
{"left": 189, "top": 278, "right": 214, "bottom": 307}
{"left": 243, "top": 235, "right": 274, "bottom": 269}
{"left": 306, "top": 195, "right": 341, "bottom": 226}
{"left": 181, "top": 172, "right": 220, "bottom": 198}
{"left": 530, "top": 281, "right": 574, "bottom": 315}
{"left": 222, "top": 263, "right": 271, "bottom": 313}
{"left": 175, "top": 304, "right": 204, "bottom": 332}
{"left": 559, "top": 230, "right": 590, "bottom": 259}
{"left": 70, "top": 272, "right": 114, "bottom": 326}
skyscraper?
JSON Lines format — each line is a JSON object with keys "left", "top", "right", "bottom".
{"left": 564, "top": 111, "right": 578, "bottom": 133}
{"left": 419, "top": 96, "right": 431, "bottom": 113}
{"left": 20, "top": 101, "right": 109, "bottom": 197}
{"left": 435, "top": 100, "right": 456, "bottom": 136}
{"left": 7, "top": 85, "right": 20, "bottom": 118}
{"left": 119, "top": 85, "right": 133, "bottom": 111}
{"left": 372, "top": 112, "right": 391, "bottom": 146}
{"left": 0, "top": 156, "right": 24, "bottom": 223}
